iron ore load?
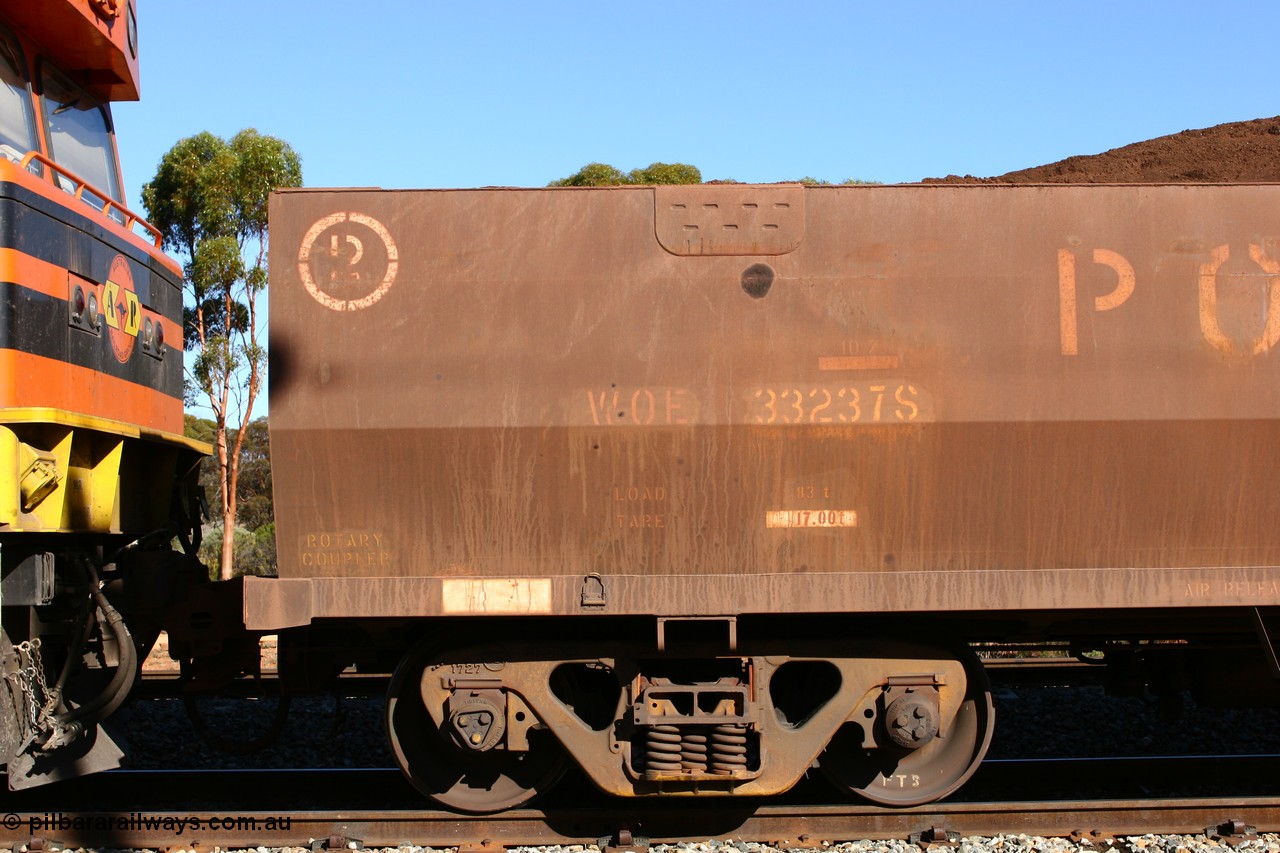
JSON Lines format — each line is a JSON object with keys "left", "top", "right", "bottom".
{"left": 254, "top": 182, "right": 1280, "bottom": 811}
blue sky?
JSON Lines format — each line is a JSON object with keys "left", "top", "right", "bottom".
{"left": 110, "top": 1, "right": 1279, "bottom": 419}
{"left": 114, "top": 1, "right": 1280, "bottom": 207}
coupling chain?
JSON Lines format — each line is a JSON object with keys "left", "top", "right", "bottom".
{"left": 11, "top": 638, "right": 54, "bottom": 738}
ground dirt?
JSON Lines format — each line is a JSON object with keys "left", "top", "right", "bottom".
{"left": 925, "top": 115, "right": 1280, "bottom": 183}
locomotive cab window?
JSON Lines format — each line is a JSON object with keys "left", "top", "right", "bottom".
{"left": 38, "top": 63, "right": 123, "bottom": 214}
{"left": 0, "top": 26, "right": 36, "bottom": 164}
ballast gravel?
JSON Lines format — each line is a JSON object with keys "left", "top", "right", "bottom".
{"left": 116, "top": 682, "right": 1280, "bottom": 770}
{"left": 14, "top": 838, "right": 1280, "bottom": 853}
{"left": 79, "top": 659, "right": 1280, "bottom": 853}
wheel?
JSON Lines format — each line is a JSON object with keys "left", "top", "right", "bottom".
{"left": 385, "top": 640, "right": 565, "bottom": 813}
{"left": 818, "top": 644, "right": 994, "bottom": 806}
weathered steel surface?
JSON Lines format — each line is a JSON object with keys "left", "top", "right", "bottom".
{"left": 3, "top": 792, "right": 1280, "bottom": 847}
{"left": 265, "top": 184, "right": 1280, "bottom": 621}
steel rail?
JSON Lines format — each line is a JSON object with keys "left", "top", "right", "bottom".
{"left": 4, "top": 756, "right": 1279, "bottom": 849}
{"left": 132, "top": 670, "right": 389, "bottom": 698}
{"left": 132, "top": 654, "right": 1105, "bottom": 700}
{"left": 2, "top": 797, "right": 1277, "bottom": 849}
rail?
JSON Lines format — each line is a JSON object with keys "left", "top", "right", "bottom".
{"left": 2, "top": 788, "right": 1277, "bottom": 847}
{"left": 4, "top": 757, "right": 1278, "bottom": 846}
{"left": 18, "top": 150, "right": 163, "bottom": 247}
{"left": 133, "top": 654, "right": 1106, "bottom": 699}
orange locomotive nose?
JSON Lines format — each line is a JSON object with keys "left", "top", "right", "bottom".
{"left": 0, "top": 0, "right": 206, "bottom": 793}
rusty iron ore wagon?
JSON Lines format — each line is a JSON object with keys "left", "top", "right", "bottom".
{"left": 237, "top": 182, "right": 1280, "bottom": 811}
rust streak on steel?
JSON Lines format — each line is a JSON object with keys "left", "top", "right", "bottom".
{"left": 261, "top": 183, "right": 1280, "bottom": 625}
{"left": 818, "top": 355, "right": 902, "bottom": 371}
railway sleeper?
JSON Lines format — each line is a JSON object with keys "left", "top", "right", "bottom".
{"left": 387, "top": 637, "right": 993, "bottom": 812}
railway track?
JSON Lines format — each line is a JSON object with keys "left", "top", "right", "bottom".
{"left": 132, "top": 655, "right": 1104, "bottom": 701}
{"left": 4, "top": 756, "right": 1277, "bottom": 849}
{"left": 132, "top": 669, "right": 390, "bottom": 698}
{"left": 2, "top": 795, "right": 1276, "bottom": 849}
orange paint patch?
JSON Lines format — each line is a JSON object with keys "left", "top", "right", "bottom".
{"left": 0, "top": 349, "right": 181, "bottom": 433}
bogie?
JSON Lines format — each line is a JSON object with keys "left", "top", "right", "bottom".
{"left": 384, "top": 635, "right": 994, "bottom": 810}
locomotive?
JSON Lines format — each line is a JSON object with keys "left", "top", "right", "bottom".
{"left": 0, "top": 0, "right": 206, "bottom": 789}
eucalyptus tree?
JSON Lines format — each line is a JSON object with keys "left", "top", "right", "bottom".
{"left": 143, "top": 129, "right": 301, "bottom": 580}
{"left": 549, "top": 161, "right": 702, "bottom": 186}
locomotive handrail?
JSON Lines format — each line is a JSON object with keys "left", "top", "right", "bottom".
{"left": 18, "top": 150, "right": 163, "bottom": 248}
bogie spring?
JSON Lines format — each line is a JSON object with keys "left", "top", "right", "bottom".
{"left": 710, "top": 723, "right": 749, "bottom": 774}
{"left": 639, "top": 723, "right": 753, "bottom": 778}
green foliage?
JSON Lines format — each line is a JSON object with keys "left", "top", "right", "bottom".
{"left": 144, "top": 130, "right": 302, "bottom": 257}
{"left": 184, "top": 413, "right": 217, "bottom": 444}
{"left": 241, "top": 523, "right": 277, "bottom": 578}
{"left": 144, "top": 129, "right": 300, "bottom": 580}
{"left": 550, "top": 163, "right": 875, "bottom": 187}
{"left": 234, "top": 418, "right": 273, "bottom": 533}
{"left": 143, "top": 129, "right": 301, "bottom": 357}
{"left": 627, "top": 162, "right": 702, "bottom": 185}
{"left": 549, "top": 162, "right": 627, "bottom": 187}
{"left": 796, "top": 176, "right": 882, "bottom": 186}
{"left": 141, "top": 131, "right": 229, "bottom": 253}
{"left": 183, "top": 415, "right": 272, "bottom": 539}
{"left": 185, "top": 413, "right": 222, "bottom": 516}
{"left": 188, "top": 413, "right": 274, "bottom": 580}
{"left": 231, "top": 129, "right": 302, "bottom": 234}
{"left": 550, "top": 161, "right": 702, "bottom": 187}
{"left": 198, "top": 523, "right": 277, "bottom": 580}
